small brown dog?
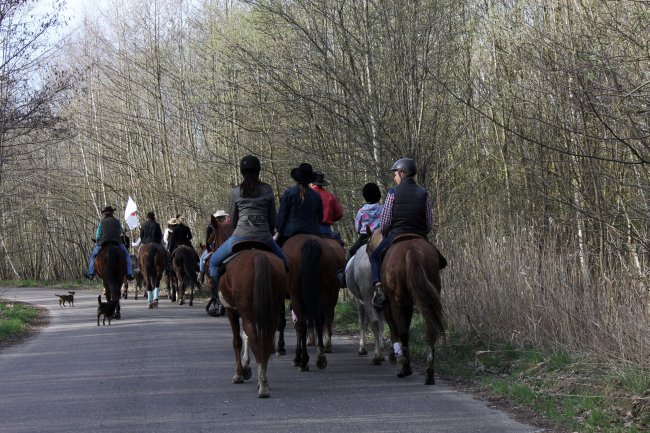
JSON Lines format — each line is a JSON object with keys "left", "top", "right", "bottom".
{"left": 97, "top": 295, "right": 117, "bottom": 326}
{"left": 55, "top": 291, "right": 76, "bottom": 307}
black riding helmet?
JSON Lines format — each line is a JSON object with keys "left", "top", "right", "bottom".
{"left": 389, "top": 158, "right": 417, "bottom": 177}
{"left": 240, "top": 155, "right": 261, "bottom": 174}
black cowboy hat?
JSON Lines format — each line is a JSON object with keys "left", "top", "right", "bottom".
{"left": 312, "top": 171, "right": 329, "bottom": 186}
{"left": 362, "top": 182, "right": 381, "bottom": 204}
{"left": 101, "top": 206, "right": 115, "bottom": 214}
{"left": 290, "top": 163, "right": 317, "bottom": 184}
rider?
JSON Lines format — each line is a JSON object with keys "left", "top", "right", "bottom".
{"left": 369, "top": 158, "right": 433, "bottom": 307}
{"left": 85, "top": 206, "right": 134, "bottom": 280}
{"left": 276, "top": 162, "right": 323, "bottom": 246}
{"left": 140, "top": 211, "right": 163, "bottom": 244}
{"left": 310, "top": 171, "right": 344, "bottom": 243}
{"left": 209, "top": 155, "right": 288, "bottom": 312}
{"left": 198, "top": 210, "right": 228, "bottom": 283}
{"left": 168, "top": 215, "right": 193, "bottom": 257}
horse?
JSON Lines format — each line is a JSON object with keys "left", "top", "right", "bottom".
{"left": 366, "top": 231, "right": 445, "bottom": 384}
{"left": 277, "top": 234, "right": 339, "bottom": 371}
{"left": 218, "top": 241, "right": 286, "bottom": 398}
{"left": 345, "top": 242, "right": 385, "bottom": 365}
{"left": 94, "top": 242, "right": 127, "bottom": 320}
{"left": 170, "top": 245, "right": 200, "bottom": 306}
{"left": 203, "top": 216, "right": 234, "bottom": 315}
{"left": 312, "top": 237, "right": 345, "bottom": 353}
{"left": 138, "top": 243, "right": 168, "bottom": 308}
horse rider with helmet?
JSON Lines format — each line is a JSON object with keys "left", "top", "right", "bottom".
{"left": 208, "top": 155, "right": 288, "bottom": 314}
{"left": 85, "top": 206, "right": 134, "bottom": 280}
{"left": 198, "top": 210, "right": 228, "bottom": 283}
{"left": 140, "top": 211, "right": 163, "bottom": 244}
{"left": 276, "top": 162, "right": 323, "bottom": 246}
{"left": 310, "top": 171, "right": 344, "bottom": 244}
{"left": 368, "top": 158, "right": 434, "bottom": 307}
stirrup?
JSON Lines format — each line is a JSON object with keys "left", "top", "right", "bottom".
{"left": 372, "top": 284, "right": 386, "bottom": 308}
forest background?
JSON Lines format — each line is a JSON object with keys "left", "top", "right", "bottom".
{"left": 1, "top": 0, "right": 648, "bottom": 366}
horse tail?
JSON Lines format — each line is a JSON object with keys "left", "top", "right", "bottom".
{"left": 254, "top": 254, "right": 274, "bottom": 359}
{"left": 301, "top": 239, "right": 322, "bottom": 325}
{"left": 146, "top": 245, "right": 157, "bottom": 287}
{"left": 106, "top": 245, "right": 124, "bottom": 299}
{"left": 406, "top": 249, "right": 445, "bottom": 342}
{"left": 183, "top": 250, "right": 198, "bottom": 288}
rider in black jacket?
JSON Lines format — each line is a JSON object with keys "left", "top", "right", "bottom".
{"left": 140, "top": 211, "right": 163, "bottom": 244}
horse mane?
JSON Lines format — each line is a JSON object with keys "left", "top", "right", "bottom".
{"left": 209, "top": 215, "right": 234, "bottom": 250}
{"left": 365, "top": 229, "right": 382, "bottom": 257}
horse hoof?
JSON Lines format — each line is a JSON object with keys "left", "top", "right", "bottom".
{"left": 276, "top": 349, "right": 286, "bottom": 356}
{"left": 148, "top": 304, "right": 153, "bottom": 309}
{"left": 316, "top": 356, "right": 327, "bottom": 370}
{"left": 324, "top": 345, "right": 332, "bottom": 354}
{"left": 232, "top": 375, "right": 244, "bottom": 384}
{"left": 397, "top": 365, "right": 413, "bottom": 378}
{"left": 179, "top": 300, "right": 184, "bottom": 305}
{"left": 244, "top": 367, "right": 252, "bottom": 381}
{"left": 358, "top": 348, "right": 368, "bottom": 356}
{"left": 300, "top": 365, "right": 310, "bottom": 372}
{"left": 114, "top": 312, "right": 121, "bottom": 320}
{"left": 389, "top": 352, "right": 397, "bottom": 365}
{"left": 153, "top": 300, "right": 158, "bottom": 308}
{"left": 425, "top": 375, "right": 435, "bottom": 385}
{"left": 372, "top": 357, "right": 382, "bottom": 366}
{"left": 258, "top": 390, "right": 270, "bottom": 398}
{"left": 189, "top": 301, "right": 193, "bottom": 306}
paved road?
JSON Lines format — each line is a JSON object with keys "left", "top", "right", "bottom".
{"left": 0, "top": 287, "right": 543, "bottom": 433}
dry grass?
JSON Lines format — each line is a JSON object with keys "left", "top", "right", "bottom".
{"left": 442, "top": 221, "right": 649, "bottom": 368}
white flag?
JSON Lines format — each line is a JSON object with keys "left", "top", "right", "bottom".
{"left": 124, "top": 196, "right": 139, "bottom": 230}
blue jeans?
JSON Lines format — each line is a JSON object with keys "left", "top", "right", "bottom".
{"left": 199, "top": 249, "right": 210, "bottom": 273}
{"left": 369, "top": 234, "right": 394, "bottom": 284}
{"left": 320, "top": 224, "right": 343, "bottom": 245}
{"left": 88, "top": 244, "right": 133, "bottom": 276}
{"left": 208, "top": 235, "right": 287, "bottom": 280}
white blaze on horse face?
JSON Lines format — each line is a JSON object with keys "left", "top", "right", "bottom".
{"left": 393, "top": 342, "right": 403, "bottom": 357}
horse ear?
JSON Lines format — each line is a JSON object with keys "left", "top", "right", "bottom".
{"left": 211, "top": 214, "right": 217, "bottom": 227}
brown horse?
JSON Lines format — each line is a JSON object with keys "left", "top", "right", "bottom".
{"left": 277, "top": 234, "right": 339, "bottom": 371}
{"left": 204, "top": 215, "right": 233, "bottom": 315}
{"left": 366, "top": 231, "right": 445, "bottom": 384}
{"left": 138, "top": 243, "right": 168, "bottom": 308}
{"left": 307, "top": 237, "right": 345, "bottom": 353}
{"left": 170, "top": 245, "right": 200, "bottom": 305}
{"left": 218, "top": 241, "right": 286, "bottom": 398}
{"left": 94, "top": 243, "right": 127, "bottom": 319}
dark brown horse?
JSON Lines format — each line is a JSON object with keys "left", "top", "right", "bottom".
{"left": 171, "top": 245, "right": 200, "bottom": 306}
{"left": 366, "top": 231, "right": 445, "bottom": 384}
{"left": 277, "top": 234, "right": 339, "bottom": 371}
{"left": 138, "top": 243, "right": 168, "bottom": 308}
{"left": 218, "top": 242, "right": 286, "bottom": 398}
{"left": 306, "top": 237, "right": 345, "bottom": 353}
{"left": 94, "top": 243, "right": 127, "bottom": 319}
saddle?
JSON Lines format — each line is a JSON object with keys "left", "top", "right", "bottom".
{"left": 380, "top": 234, "right": 448, "bottom": 270}
{"left": 219, "top": 240, "right": 273, "bottom": 273}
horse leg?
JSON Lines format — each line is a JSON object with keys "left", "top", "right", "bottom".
{"left": 370, "top": 307, "right": 385, "bottom": 365}
{"left": 257, "top": 362, "right": 270, "bottom": 398}
{"left": 241, "top": 331, "right": 252, "bottom": 380}
{"left": 189, "top": 283, "right": 194, "bottom": 307}
{"left": 383, "top": 301, "right": 399, "bottom": 365}
{"left": 393, "top": 303, "right": 414, "bottom": 378}
{"left": 315, "top": 316, "right": 327, "bottom": 370}
{"left": 306, "top": 324, "right": 315, "bottom": 346}
{"left": 276, "top": 303, "right": 286, "bottom": 356}
{"left": 227, "top": 309, "right": 246, "bottom": 384}
{"left": 356, "top": 299, "right": 368, "bottom": 356}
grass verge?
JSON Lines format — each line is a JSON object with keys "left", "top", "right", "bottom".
{"left": 0, "top": 302, "right": 40, "bottom": 340}
{"left": 334, "top": 297, "right": 649, "bottom": 433}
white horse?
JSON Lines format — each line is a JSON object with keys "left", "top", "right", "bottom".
{"left": 345, "top": 243, "right": 385, "bottom": 365}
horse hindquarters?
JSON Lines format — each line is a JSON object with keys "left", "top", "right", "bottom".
{"left": 405, "top": 248, "right": 445, "bottom": 384}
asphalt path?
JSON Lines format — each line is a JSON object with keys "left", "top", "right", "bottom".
{"left": 0, "top": 287, "right": 543, "bottom": 433}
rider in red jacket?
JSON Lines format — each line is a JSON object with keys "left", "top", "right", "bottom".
{"left": 311, "top": 171, "right": 344, "bottom": 243}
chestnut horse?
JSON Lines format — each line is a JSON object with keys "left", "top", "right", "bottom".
{"left": 277, "top": 234, "right": 340, "bottom": 371}
{"left": 203, "top": 215, "right": 234, "bottom": 315}
{"left": 218, "top": 241, "right": 286, "bottom": 398}
{"left": 138, "top": 243, "right": 168, "bottom": 308}
{"left": 366, "top": 231, "right": 445, "bottom": 384}
{"left": 94, "top": 243, "right": 127, "bottom": 319}
{"left": 171, "top": 245, "right": 200, "bottom": 306}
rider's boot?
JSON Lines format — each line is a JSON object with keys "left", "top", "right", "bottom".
{"left": 336, "top": 268, "right": 346, "bottom": 288}
{"left": 372, "top": 282, "right": 386, "bottom": 308}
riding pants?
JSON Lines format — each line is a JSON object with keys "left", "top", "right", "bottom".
{"left": 208, "top": 235, "right": 287, "bottom": 281}
{"left": 369, "top": 234, "right": 394, "bottom": 284}
{"left": 88, "top": 243, "right": 133, "bottom": 276}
